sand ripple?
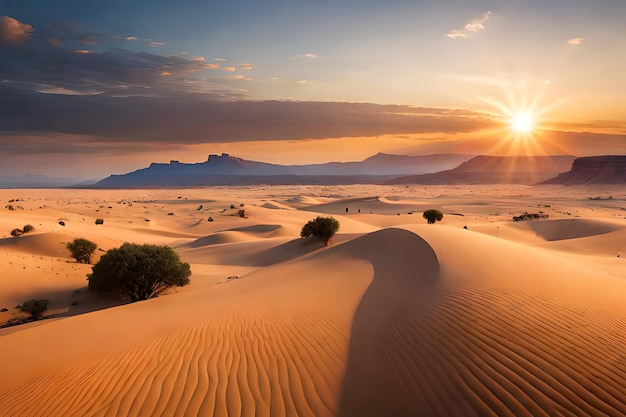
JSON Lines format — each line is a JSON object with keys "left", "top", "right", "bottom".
{"left": 0, "top": 313, "right": 346, "bottom": 417}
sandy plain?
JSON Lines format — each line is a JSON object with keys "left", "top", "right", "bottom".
{"left": 0, "top": 184, "right": 625, "bottom": 417}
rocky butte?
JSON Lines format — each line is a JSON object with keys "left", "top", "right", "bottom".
{"left": 541, "top": 155, "right": 626, "bottom": 184}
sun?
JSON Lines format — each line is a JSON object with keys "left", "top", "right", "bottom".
{"left": 510, "top": 113, "right": 535, "bottom": 134}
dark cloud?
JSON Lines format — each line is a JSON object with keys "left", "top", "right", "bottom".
{"left": 0, "top": 83, "right": 494, "bottom": 145}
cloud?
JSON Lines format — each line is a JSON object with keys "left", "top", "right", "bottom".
{"left": 0, "top": 80, "right": 495, "bottom": 146}
{"left": 290, "top": 53, "right": 318, "bottom": 60}
{"left": 222, "top": 66, "right": 236, "bottom": 72}
{"left": 228, "top": 75, "right": 252, "bottom": 81}
{"left": 47, "top": 37, "right": 62, "bottom": 47}
{"left": 214, "top": 58, "right": 227, "bottom": 62}
{"left": 147, "top": 40, "right": 165, "bottom": 47}
{"left": 239, "top": 63, "right": 253, "bottom": 70}
{"left": 568, "top": 37, "right": 584, "bottom": 45}
{"left": 126, "top": 36, "right": 138, "bottom": 41}
{"left": 446, "top": 30, "right": 467, "bottom": 40}
{"left": 296, "top": 80, "right": 308, "bottom": 84}
{"left": 447, "top": 11, "right": 492, "bottom": 39}
{"left": 0, "top": 16, "right": 34, "bottom": 44}
{"left": 0, "top": 38, "right": 240, "bottom": 99}
{"left": 465, "top": 11, "right": 492, "bottom": 32}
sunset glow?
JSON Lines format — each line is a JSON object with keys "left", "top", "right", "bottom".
{"left": 510, "top": 114, "right": 535, "bottom": 134}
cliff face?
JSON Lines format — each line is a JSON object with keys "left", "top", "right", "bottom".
{"left": 542, "top": 156, "right": 626, "bottom": 184}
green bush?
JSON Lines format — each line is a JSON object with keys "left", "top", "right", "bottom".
{"left": 66, "top": 238, "right": 98, "bottom": 264}
{"left": 88, "top": 243, "right": 191, "bottom": 302}
{"left": 300, "top": 216, "right": 340, "bottom": 246}
{"left": 95, "top": 218, "right": 104, "bottom": 225}
{"left": 16, "top": 299, "right": 49, "bottom": 320}
{"left": 423, "top": 209, "right": 444, "bottom": 224}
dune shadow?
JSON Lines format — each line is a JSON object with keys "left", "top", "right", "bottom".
{"left": 335, "top": 228, "right": 440, "bottom": 417}
{"left": 523, "top": 218, "right": 622, "bottom": 241}
{"left": 1, "top": 286, "right": 128, "bottom": 332}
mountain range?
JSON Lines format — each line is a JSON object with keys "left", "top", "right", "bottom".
{"left": 94, "top": 153, "right": 472, "bottom": 188}
{"left": 388, "top": 155, "right": 577, "bottom": 185}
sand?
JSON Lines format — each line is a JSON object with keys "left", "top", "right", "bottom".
{"left": 0, "top": 184, "right": 625, "bottom": 416}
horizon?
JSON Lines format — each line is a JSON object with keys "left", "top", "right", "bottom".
{"left": 1, "top": 1, "right": 625, "bottom": 178}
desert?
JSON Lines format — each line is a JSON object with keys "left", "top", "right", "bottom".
{"left": 0, "top": 184, "right": 625, "bottom": 416}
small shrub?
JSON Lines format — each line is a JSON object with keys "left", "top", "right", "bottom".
{"left": 58, "top": 221, "right": 65, "bottom": 226}
{"left": 16, "top": 299, "right": 49, "bottom": 320}
{"left": 66, "top": 238, "right": 98, "bottom": 264}
{"left": 207, "top": 217, "right": 214, "bottom": 222}
{"left": 423, "top": 209, "right": 444, "bottom": 224}
{"left": 22, "top": 224, "right": 35, "bottom": 233}
{"left": 240, "top": 203, "right": 245, "bottom": 207}
{"left": 300, "top": 216, "right": 340, "bottom": 246}
{"left": 238, "top": 209, "right": 246, "bottom": 218}
{"left": 88, "top": 243, "right": 191, "bottom": 302}
{"left": 95, "top": 218, "right": 104, "bottom": 225}
{"left": 10, "top": 228, "right": 23, "bottom": 237}
{"left": 5, "top": 205, "right": 14, "bottom": 211}
{"left": 230, "top": 204, "right": 236, "bottom": 209}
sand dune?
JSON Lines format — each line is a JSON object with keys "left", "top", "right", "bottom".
{"left": 1, "top": 185, "right": 625, "bottom": 416}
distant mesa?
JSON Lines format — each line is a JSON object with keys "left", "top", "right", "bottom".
{"left": 388, "top": 155, "right": 576, "bottom": 185}
{"left": 541, "top": 155, "right": 626, "bottom": 185}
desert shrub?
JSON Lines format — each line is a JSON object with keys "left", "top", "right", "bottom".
{"left": 10, "top": 228, "right": 23, "bottom": 237}
{"left": 512, "top": 212, "right": 549, "bottom": 221}
{"left": 300, "top": 216, "right": 340, "bottom": 246}
{"left": 88, "top": 243, "right": 191, "bottom": 302}
{"left": 16, "top": 299, "right": 49, "bottom": 320}
{"left": 230, "top": 204, "right": 236, "bottom": 209}
{"left": 240, "top": 203, "right": 245, "bottom": 207}
{"left": 238, "top": 209, "right": 246, "bottom": 218}
{"left": 58, "top": 221, "right": 65, "bottom": 226}
{"left": 95, "top": 218, "right": 104, "bottom": 225}
{"left": 22, "top": 224, "right": 35, "bottom": 233}
{"left": 5, "top": 205, "right": 14, "bottom": 211}
{"left": 66, "top": 238, "right": 98, "bottom": 264}
{"left": 423, "top": 209, "right": 444, "bottom": 224}
{"left": 207, "top": 217, "right": 214, "bottom": 222}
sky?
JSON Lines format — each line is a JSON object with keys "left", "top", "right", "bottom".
{"left": 1, "top": 0, "right": 625, "bottom": 178}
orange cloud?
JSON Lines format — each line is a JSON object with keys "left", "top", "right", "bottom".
{"left": 222, "top": 67, "right": 236, "bottom": 72}
{"left": 74, "top": 49, "right": 91, "bottom": 55}
{"left": 239, "top": 63, "right": 253, "bottom": 70}
{"left": 204, "top": 63, "right": 219, "bottom": 69}
{"left": 0, "top": 16, "right": 34, "bottom": 44}
{"left": 161, "top": 70, "right": 172, "bottom": 76}
{"left": 228, "top": 75, "right": 252, "bottom": 81}
{"left": 126, "top": 36, "right": 138, "bottom": 41}
{"left": 47, "top": 37, "right": 62, "bottom": 47}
